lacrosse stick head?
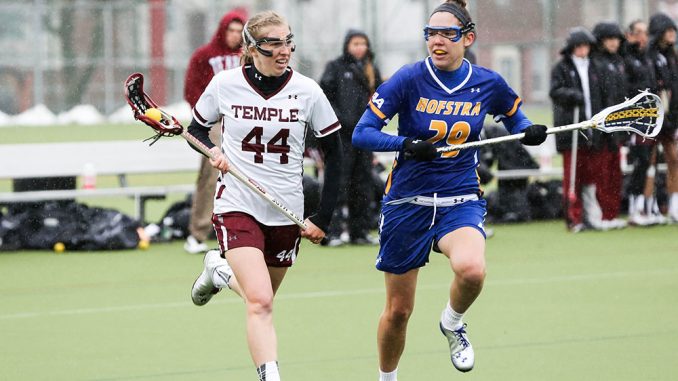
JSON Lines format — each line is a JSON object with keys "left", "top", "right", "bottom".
{"left": 590, "top": 91, "right": 664, "bottom": 139}
{"left": 124, "top": 73, "right": 183, "bottom": 137}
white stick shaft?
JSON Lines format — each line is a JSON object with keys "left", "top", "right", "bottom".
{"left": 180, "top": 130, "right": 307, "bottom": 230}
{"left": 568, "top": 107, "right": 580, "bottom": 198}
{"left": 436, "top": 120, "right": 596, "bottom": 153}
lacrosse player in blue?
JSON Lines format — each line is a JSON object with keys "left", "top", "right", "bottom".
{"left": 352, "top": 1, "right": 547, "bottom": 379}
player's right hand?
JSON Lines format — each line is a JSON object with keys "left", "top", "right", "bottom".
{"left": 209, "top": 147, "right": 230, "bottom": 172}
{"left": 403, "top": 138, "right": 438, "bottom": 161}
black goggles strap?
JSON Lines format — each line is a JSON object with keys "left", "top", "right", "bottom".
{"left": 431, "top": 3, "right": 475, "bottom": 33}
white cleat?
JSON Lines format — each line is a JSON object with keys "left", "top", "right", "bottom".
{"left": 628, "top": 213, "right": 654, "bottom": 227}
{"left": 440, "top": 322, "right": 475, "bottom": 372}
{"left": 184, "top": 235, "right": 208, "bottom": 254}
{"left": 191, "top": 249, "right": 231, "bottom": 306}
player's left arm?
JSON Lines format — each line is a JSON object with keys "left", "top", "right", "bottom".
{"left": 491, "top": 75, "right": 547, "bottom": 146}
{"left": 306, "top": 132, "right": 342, "bottom": 233}
{"left": 352, "top": 67, "right": 409, "bottom": 152}
{"left": 303, "top": 82, "right": 344, "bottom": 236}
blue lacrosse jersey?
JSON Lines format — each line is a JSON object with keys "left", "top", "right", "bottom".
{"left": 365, "top": 57, "right": 527, "bottom": 201}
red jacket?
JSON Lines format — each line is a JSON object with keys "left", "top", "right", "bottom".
{"left": 183, "top": 8, "right": 247, "bottom": 108}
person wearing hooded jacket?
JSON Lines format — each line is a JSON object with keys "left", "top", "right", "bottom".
{"left": 622, "top": 20, "right": 664, "bottom": 225}
{"left": 549, "top": 27, "right": 604, "bottom": 231}
{"left": 182, "top": 9, "right": 247, "bottom": 254}
{"left": 319, "top": 29, "right": 383, "bottom": 246}
{"left": 647, "top": 12, "right": 678, "bottom": 223}
{"left": 584, "top": 21, "right": 628, "bottom": 230}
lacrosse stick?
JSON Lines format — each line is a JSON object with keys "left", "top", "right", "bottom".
{"left": 123, "top": 72, "right": 307, "bottom": 230}
{"left": 437, "top": 91, "right": 664, "bottom": 153}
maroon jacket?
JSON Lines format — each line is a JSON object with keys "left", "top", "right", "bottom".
{"left": 184, "top": 9, "right": 247, "bottom": 108}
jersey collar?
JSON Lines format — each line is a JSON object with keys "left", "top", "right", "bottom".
{"left": 425, "top": 57, "right": 473, "bottom": 94}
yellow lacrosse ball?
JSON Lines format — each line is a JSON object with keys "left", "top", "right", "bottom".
{"left": 53, "top": 242, "right": 65, "bottom": 253}
{"left": 138, "top": 240, "right": 150, "bottom": 250}
{"left": 144, "top": 108, "right": 162, "bottom": 122}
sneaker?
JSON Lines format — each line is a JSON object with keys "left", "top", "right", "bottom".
{"left": 601, "top": 218, "right": 627, "bottom": 230}
{"left": 184, "top": 235, "right": 208, "bottom": 254}
{"left": 652, "top": 213, "right": 668, "bottom": 225}
{"left": 439, "top": 322, "right": 475, "bottom": 372}
{"left": 629, "top": 213, "right": 655, "bottom": 226}
{"left": 191, "top": 249, "right": 231, "bottom": 306}
{"left": 350, "top": 234, "right": 379, "bottom": 245}
{"left": 320, "top": 234, "right": 347, "bottom": 247}
{"left": 568, "top": 223, "right": 586, "bottom": 233}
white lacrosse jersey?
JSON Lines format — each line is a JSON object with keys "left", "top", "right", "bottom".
{"left": 193, "top": 66, "right": 340, "bottom": 225}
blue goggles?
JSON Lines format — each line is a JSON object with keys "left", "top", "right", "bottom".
{"left": 423, "top": 23, "right": 475, "bottom": 42}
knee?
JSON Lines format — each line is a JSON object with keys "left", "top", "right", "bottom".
{"left": 245, "top": 292, "right": 274, "bottom": 317}
{"left": 455, "top": 261, "right": 486, "bottom": 287}
{"left": 383, "top": 302, "right": 414, "bottom": 326}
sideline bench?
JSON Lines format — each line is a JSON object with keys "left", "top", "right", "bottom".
{"left": 0, "top": 140, "right": 200, "bottom": 221}
{"left": 1, "top": 141, "right": 665, "bottom": 221}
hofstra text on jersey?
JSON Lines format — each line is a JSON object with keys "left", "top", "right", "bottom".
{"left": 415, "top": 98, "right": 481, "bottom": 116}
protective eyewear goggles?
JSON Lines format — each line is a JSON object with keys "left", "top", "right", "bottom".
{"left": 254, "top": 33, "right": 296, "bottom": 56}
{"left": 423, "top": 23, "right": 475, "bottom": 42}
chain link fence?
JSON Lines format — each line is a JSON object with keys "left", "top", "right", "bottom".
{"left": 1, "top": 0, "right": 676, "bottom": 117}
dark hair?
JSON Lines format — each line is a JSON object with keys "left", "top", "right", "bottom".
{"left": 447, "top": 0, "right": 467, "bottom": 8}
{"left": 628, "top": 19, "right": 645, "bottom": 34}
{"left": 432, "top": 0, "right": 472, "bottom": 27}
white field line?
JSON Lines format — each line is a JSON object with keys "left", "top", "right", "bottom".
{"left": 1, "top": 268, "right": 675, "bottom": 320}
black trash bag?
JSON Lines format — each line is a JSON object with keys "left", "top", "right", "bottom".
{"left": 485, "top": 180, "right": 533, "bottom": 223}
{"left": 154, "top": 194, "right": 192, "bottom": 241}
{"left": 71, "top": 207, "right": 140, "bottom": 250}
{"left": 0, "top": 209, "right": 29, "bottom": 251}
{"left": 1, "top": 202, "right": 140, "bottom": 251}
{"left": 527, "top": 180, "right": 563, "bottom": 220}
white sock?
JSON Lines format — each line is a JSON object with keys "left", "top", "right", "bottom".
{"left": 670, "top": 193, "right": 678, "bottom": 214}
{"left": 257, "top": 361, "right": 280, "bottom": 381}
{"left": 379, "top": 368, "right": 398, "bottom": 381}
{"left": 441, "top": 302, "right": 464, "bottom": 330}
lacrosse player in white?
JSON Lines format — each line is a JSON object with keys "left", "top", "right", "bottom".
{"left": 186, "top": 11, "right": 343, "bottom": 381}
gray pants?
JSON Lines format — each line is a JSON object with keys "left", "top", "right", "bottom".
{"left": 189, "top": 125, "right": 221, "bottom": 242}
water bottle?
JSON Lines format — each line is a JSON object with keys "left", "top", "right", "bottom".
{"left": 82, "top": 162, "right": 97, "bottom": 189}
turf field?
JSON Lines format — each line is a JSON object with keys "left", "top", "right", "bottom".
{"left": 1, "top": 221, "right": 677, "bottom": 381}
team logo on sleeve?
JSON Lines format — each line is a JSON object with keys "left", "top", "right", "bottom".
{"left": 371, "top": 92, "right": 384, "bottom": 108}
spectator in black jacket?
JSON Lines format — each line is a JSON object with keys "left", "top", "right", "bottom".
{"left": 587, "top": 21, "right": 628, "bottom": 229}
{"left": 623, "top": 20, "right": 663, "bottom": 225}
{"left": 648, "top": 13, "right": 678, "bottom": 223}
{"left": 550, "top": 27, "right": 603, "bottom": 232}
{"left": 320, "top": 29, "right": 383, "bottom": 246}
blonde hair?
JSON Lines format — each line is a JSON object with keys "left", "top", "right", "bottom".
{"left": 241, "top": 11, "right": 290, "bottom": 65}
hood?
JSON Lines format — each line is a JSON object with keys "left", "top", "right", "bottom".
{"left": 593, "top": 21, "right": 624, "bottom": 42}
{"left": 209, "top": 8, "right": 248, "bottom": 52}
{"left": 560, "top": 26, "right": 595, "bottom": 56}
{"left": 342, "top": 29, "right": 374, "bottom": 61}
{"left": 649, "top": 13, "right": 677, "bottom": 37}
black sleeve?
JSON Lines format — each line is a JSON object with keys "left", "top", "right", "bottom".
{"left": 549, "top": 64, "right": 583, "bottom": 107}
{"left": 186, "top": 118, "right": 216, "bottom": 157}
{"left": 307, "top": 132, "right": 343, "bottom": 232}
{"left": 319, "top": 61, "right": 338, "bottom": 105}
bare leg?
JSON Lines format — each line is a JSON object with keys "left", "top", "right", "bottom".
{"left": 377, "top": 269, "right": 418, "bottom": 372}
{"left": 437, "top": 227, "right": 486, "bottom": 313}
{"left": 225, "top": 247, "right": 280, "bottom": 366}
{"left": 662, "top": 140, "right": 678, "bottom": 193}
